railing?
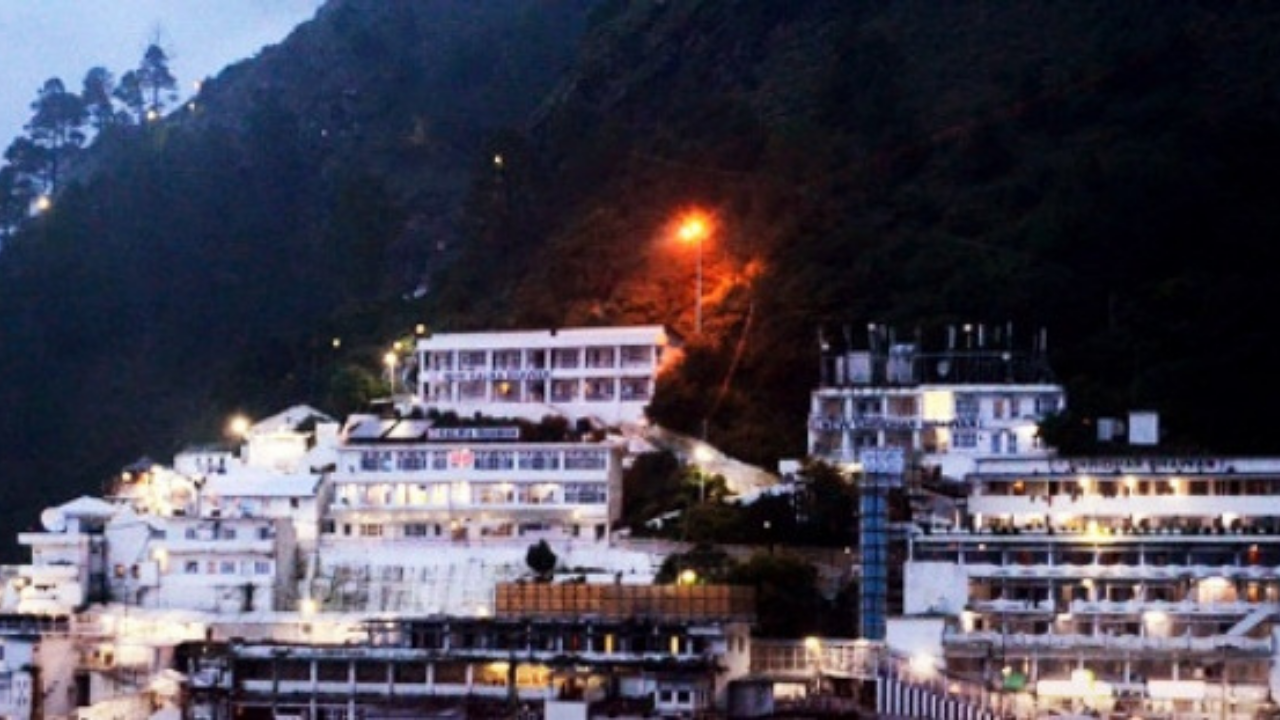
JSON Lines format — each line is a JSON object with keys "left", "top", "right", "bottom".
{"left": 750, "top": 638, "right": 881, "bottom": 679}
{"left": 945, "top": 629, "right": 1273, "bottom": 654}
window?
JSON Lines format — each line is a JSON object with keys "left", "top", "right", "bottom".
{"left": 254, "top": 561, "right": 272, "bottom": 575}
{"left": 953, "top": 431, "right": 978, "bottom": 449}
{"left": 493, "top": 349, "right": 522, "bottom": 369}
{"left": 1035, "top": 394, "right": 1061, "bottom": 415}
{"left": 185, "top": 528, "right": 198, "bottom": 540}
{"left": 398, "top": 451, "right": 428, "bottom": 471}
{"left": 404, "top": 523, "right": 429, "bottom": 538}
{"left": 360, "top": 451, "right": 393, "bottom": 472}
{"left": 220, "top": 561, "right": 236, "bottom": 574}
{"left": 221, "top": 528, "right": 237, "bottom": 540}
{"left": 185, "top": 561, "right": 199, "bottom": 574}
{"left": 321, "top": 519, "right": 336, "bottom": 534}
{"left": 458, "top": 379, "right": 485, "bottom": 400}
{"left": 458, "top": 351, "right": 486, "bottom": 370}
{"left": 553, "top": 349, "right": 579, "bottom": 369}
{"left": 475, "top": 450, "right": 514, "bottom": 470}
{"left": 518, "top": 450, "right": 560, "bottom": 470}
{"left": 620, "top": 378, "right": 650, "bottom": 400}
{"left": 955, "top": 394, "right": 979, "bottom": 418}
{"left": 564, "top": 483, "right": 606, "bottom": 504}
{"left": 584, "top": 379, "right": 615, "bottom": 401}
{"left": 551, "top": 379, "right": 578, "bottom": 402}
{"left": 565, "top": 450, "right": 607, "bottom": 470}
{"left": 359, "top": 524, "right": 383, "bottom": 537}
{"left": 621, "top": 345, "right": 651, "bottom": 366}
{"left": 585, "top": 347, "right": 615, "bottom": 368}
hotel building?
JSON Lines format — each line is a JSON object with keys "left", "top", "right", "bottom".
{"left": 808, "top": 325, "right": 1064, "bottom": 479}
{"left": 183, "top": 583, "right": 754, "bottom": 720}
{"left": 905, "top": 455, "right": 1280, "bottom": 718}
{"left": 414, "top": 325, "right": 679, "bottom": 427}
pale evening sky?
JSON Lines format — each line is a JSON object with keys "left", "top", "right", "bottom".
{"left": 0, "top": 0, "right": 326, "bottom": 150}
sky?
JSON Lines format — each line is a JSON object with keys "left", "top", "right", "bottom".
{"left": 0, "top": 0, "right": 326, "bottom": 148}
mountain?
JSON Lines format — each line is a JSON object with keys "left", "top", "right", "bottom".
{"left": 3, "top": 0, "right": 1280, "bottom": 558}
{"left": 0, "top": 0, "right": 594, "bottom": 558}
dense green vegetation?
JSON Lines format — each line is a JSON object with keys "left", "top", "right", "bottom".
{"left": 2, "top": 0, "right": 1280, "bottom": 559}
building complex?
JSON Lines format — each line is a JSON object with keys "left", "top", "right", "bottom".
{"left": 6, "top": 320, "right": 1280, "bottom": 719}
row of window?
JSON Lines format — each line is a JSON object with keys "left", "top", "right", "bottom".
{"left": 816, "top": 393, "right": 1062, "bottom": 420}
{"left": 178, "top": 560, "right": 273, "bottom": 576}
{"left": 357, "top": 449, "right": 608, "bottom": 473}
{"left": 442, "top": 377, "right": 653, "bottom": 402}
{"left": 426, "top": 346, "right": 655, "bottom": 372}
{"left": 335, "top": 481, "right": 608, "bottom": 508}
{"left": 176, "top": 526, "right": 275, "bottom": 541}
{"left": 322, "top": 520, "right": 592, "bottom": 539}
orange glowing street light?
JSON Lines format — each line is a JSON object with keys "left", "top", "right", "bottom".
{"left": 677, "top": 211, "right": 712, "bottom": 334}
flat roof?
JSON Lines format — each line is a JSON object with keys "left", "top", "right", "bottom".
{"left": 416, "top": 325, "right": 673, "bottom": 351}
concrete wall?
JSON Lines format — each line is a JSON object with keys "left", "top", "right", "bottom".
{"left": 904, "top": 561, "right": 969, "bottom": 615}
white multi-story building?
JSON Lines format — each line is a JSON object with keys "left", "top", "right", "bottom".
{"left": 7, "top": 496, "right": 114, "bottom": 614}
{"left": 904, "top": 455, "right": 1280, "bottom": 719}
{"left": 809, "top": 325, "right": 1064, "bottom": 478}
{"left": 126, "top": 513, "right": 296, "bottom": 614}
{"left": 328, "top": 414, "right": 623, "bottom": 545}
{"left": 310, "top": 413, "right": 651, "bottom": 615}
{"left": 414, "top": 325, "right": 679, "bottom": 426}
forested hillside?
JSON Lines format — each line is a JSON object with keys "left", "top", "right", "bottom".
{"left": 0, "top": 0, "right": 593, "bottom": 557}
{"left": 2, "top": 0, "right": 1280, "bottom": 557}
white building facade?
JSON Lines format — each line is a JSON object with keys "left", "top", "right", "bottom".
{"left": 905, "top": 456, "right": 1280, "bottom": 719}
{"left": 809, "top": 327, "right": 1064, "bottom": 479}
{"left": 328, "top": 415, "right": 623, "bottom": 544}
{"left": 414, "top": 325, "right": 679, "bottom": 426}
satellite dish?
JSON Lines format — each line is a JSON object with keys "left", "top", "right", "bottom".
{"left": 937, "top": 360, "right": 951, "bottom": 378}
{"left": 40, "top": 508, "right": 67, "bottom": 533}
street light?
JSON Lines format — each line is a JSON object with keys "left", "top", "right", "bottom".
{"left": 227, "top": 415, "right": 250, "bottom": 439}
{"left": 693, "top": 443, "right": 715, "bottom": 504}
{"left": 384, "top": 351, "right": 398, "bottom": 393}
{"left": 677, "top": 212, "right": 711, "bottom": 335}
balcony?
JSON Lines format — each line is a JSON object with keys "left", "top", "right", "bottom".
{"left": 944, "top": 629, "right": 1272, "bottom": 656}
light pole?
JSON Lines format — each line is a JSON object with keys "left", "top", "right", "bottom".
{"left": 693, "top": 443, "right": 714, "bottom": 504}
{"left": 383, "top": 351, "right": 398, "bottom": 394}
{"left": 677, "top": 213, "right": 709, "bottom": 335}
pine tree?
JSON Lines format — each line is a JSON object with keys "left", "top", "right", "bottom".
{"left": 81, "top": 67, "right": 118, "bottom": 132}
{"left": 25, "top": 78, "right": 86, "bottom": 192}
{"left": 137, "top": 44, "right": 178, "bottom": 118}
{"left": 113, "top": 70, "right": 145, "bottom": 124}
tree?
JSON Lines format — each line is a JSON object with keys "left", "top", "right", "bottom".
{"left": 81, "top": 67, "right": 118, "bottom": 132}
{"left": 113, "top": 70, "right": 144, "bottom": 123}
{"left": 24, "top": 78, "right": 86, "bottom": 192}
{"left": 525, "top": 540, "right": 557, "bottom": 580}
{"left": 137, "top": 44, "right": 178, "bottom": 116}
{"left": 727, "top": 553, "right": 826, "bottom": 638}
{"left": 0, "top": 164, "right": 37, "bottom": 241}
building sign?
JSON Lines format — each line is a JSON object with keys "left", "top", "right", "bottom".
{"left": 434, "top": 370, "right": 553, "bottom": 382}
{"left": 428, "top": 427, "right": 521, "bottom": 442}
{"left": 447, "top": 448, "right": 475, "bottom": 469}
